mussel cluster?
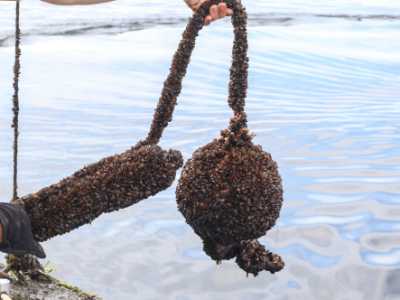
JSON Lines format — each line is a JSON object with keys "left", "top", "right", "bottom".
{"left": 21, "top": 145, "right": 182, "bottom": 242}
{"left": 175, "top": 0, "right": 285, "bottom": 275}
{"left": 177, "top": 126, "right": 284, "bottom": 275}
{"left": 19, "top": 0, "right": 285, "bottom": 275}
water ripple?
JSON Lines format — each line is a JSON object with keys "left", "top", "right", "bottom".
{"left": 0, "top": 2, "right": 399, "bottom": 299}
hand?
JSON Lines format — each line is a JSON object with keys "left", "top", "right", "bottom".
{"left": 185, "top": 1, "right": 233, "bottom": 25}
{"left": 1, "top": 0, "right": 116, "bottom": 3}
{"left": 0, "top": 203, "right": 46, "bottom": 258}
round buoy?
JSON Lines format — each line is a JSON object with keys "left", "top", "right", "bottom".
{"left": 176, "top": 0, "right": 285, "bottom": 275}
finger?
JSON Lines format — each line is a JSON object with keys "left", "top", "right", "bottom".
{"left": 209, "top": 4, "right": 219, "bottom": 21}
{"left": 226, "top": 8, "right": 233, "bottom": 16}
{"left": 218, "top": 2, "right": 228, "bottom": 17}
{"left": 204, "top": 15, "right": 213, "bottom": 26}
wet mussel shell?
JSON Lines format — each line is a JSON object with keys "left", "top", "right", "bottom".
{"left": 176, "top": 129, "right": 283, "bottom": 258}
{"left": 22, "top": 144, "right": 183, "bottom": 242}
{"left": 235, "top": 240, "right": 285, "bottom": 276}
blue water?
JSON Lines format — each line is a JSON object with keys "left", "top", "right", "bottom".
{"left": 0, "top": 1, "right": 400, "bottom": 299}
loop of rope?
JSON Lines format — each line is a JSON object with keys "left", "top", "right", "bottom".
{"left": 11, "top": 0, "right": 21, "bottom": 201}
{"left": 142, "top": 0, "right": 248, "bottom": 146}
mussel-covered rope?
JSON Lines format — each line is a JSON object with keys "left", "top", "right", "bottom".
{"left": 142, "top": 0, "right": 248, "bottom": 146}
{"left": 227, "top": 1, "right": 248, "bottom": 130}
{"left": 11, "top": 0, "right": 21, "bottom": 201}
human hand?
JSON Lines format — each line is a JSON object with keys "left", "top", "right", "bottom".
{"left": 2, "top": 0, "right": 116, "bottom": 4}
{"left": 185, "top": 1, "right": 233, "bottom": 25}
{"left": 0, "top": 203, "right": 46, "bottom": 258}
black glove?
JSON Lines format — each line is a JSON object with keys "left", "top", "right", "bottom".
{"left": 0, "top": 203, "right": 46, "bottom": 258}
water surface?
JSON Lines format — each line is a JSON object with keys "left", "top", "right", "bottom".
{"left": 0, "top": 1, "right": 399, "bottom": 299}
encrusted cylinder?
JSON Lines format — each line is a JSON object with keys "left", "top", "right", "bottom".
{"left": 21, "top": 145, "right": 182, "bottom": 242}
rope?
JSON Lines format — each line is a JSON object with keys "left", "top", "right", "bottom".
{"left": 11, "top": 0, "right": 21, "bottom": 201}
{"left": 142, "top": 0, "right": 248, "bottom": 146}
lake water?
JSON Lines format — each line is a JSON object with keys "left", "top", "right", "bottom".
{"left": 0, "top": 1, "right": 399, "bottom": 299}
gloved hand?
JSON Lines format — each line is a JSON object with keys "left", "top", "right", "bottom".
{"left": 0, "top": 203, "right": 46, "bottom": 259}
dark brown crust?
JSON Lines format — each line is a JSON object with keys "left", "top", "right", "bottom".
{"left": 176, "top": 0, "right": 285, "bottom": 275}
{"left": 22, "top": 145, "right": 182, "bottom": 242}
{"left": 236, "top": 240, "right": 285, "bottom": 276}
{"left": 177, "top": 133, "right": 283, "bottom": 244}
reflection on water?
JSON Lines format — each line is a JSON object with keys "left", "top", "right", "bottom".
{"left": 0, "top": 0, "right": 399, "bottom": 299}
{"left": 1, "top": 13, "right": 400, "bottom": 47}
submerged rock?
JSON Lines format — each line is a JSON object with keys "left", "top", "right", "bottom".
{"left": 3, "top": 256, "right": 99, "bottom": 300}
{"left": 9, "top": 277, "right": 100, "bottom": 300}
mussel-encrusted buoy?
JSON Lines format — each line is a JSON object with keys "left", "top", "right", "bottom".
{"left": 177, "top": 125, "right": 283, "bottom": 254}
{"left": 176, "top": 0, "right": 285, "bottom": 276}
